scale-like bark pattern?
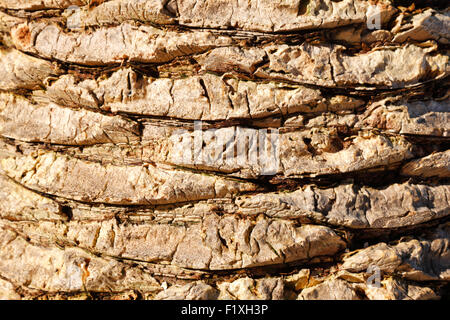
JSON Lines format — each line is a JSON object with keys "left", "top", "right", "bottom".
{"left": 0, "top": 0, "right": 448, "bottom": 300}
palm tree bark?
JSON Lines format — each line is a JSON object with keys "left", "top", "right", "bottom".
{"left": 0, "top": 0, "right": 449, "bottom": 300}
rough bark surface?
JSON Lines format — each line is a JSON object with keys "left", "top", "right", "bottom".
{"left": 0, "top": 0, "right": 448, "bottom": 300}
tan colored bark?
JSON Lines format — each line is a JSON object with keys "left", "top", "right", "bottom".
{"left": 0, "top": 0, "right": 448, "bottom": 300}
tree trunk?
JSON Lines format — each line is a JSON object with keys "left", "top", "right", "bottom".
{"left": 0, "top": 0, "right": 448, "bottom": 300}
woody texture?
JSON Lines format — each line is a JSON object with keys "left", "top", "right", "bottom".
{"left": 0, "top": 0, "right": 448, "bottom": 300}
